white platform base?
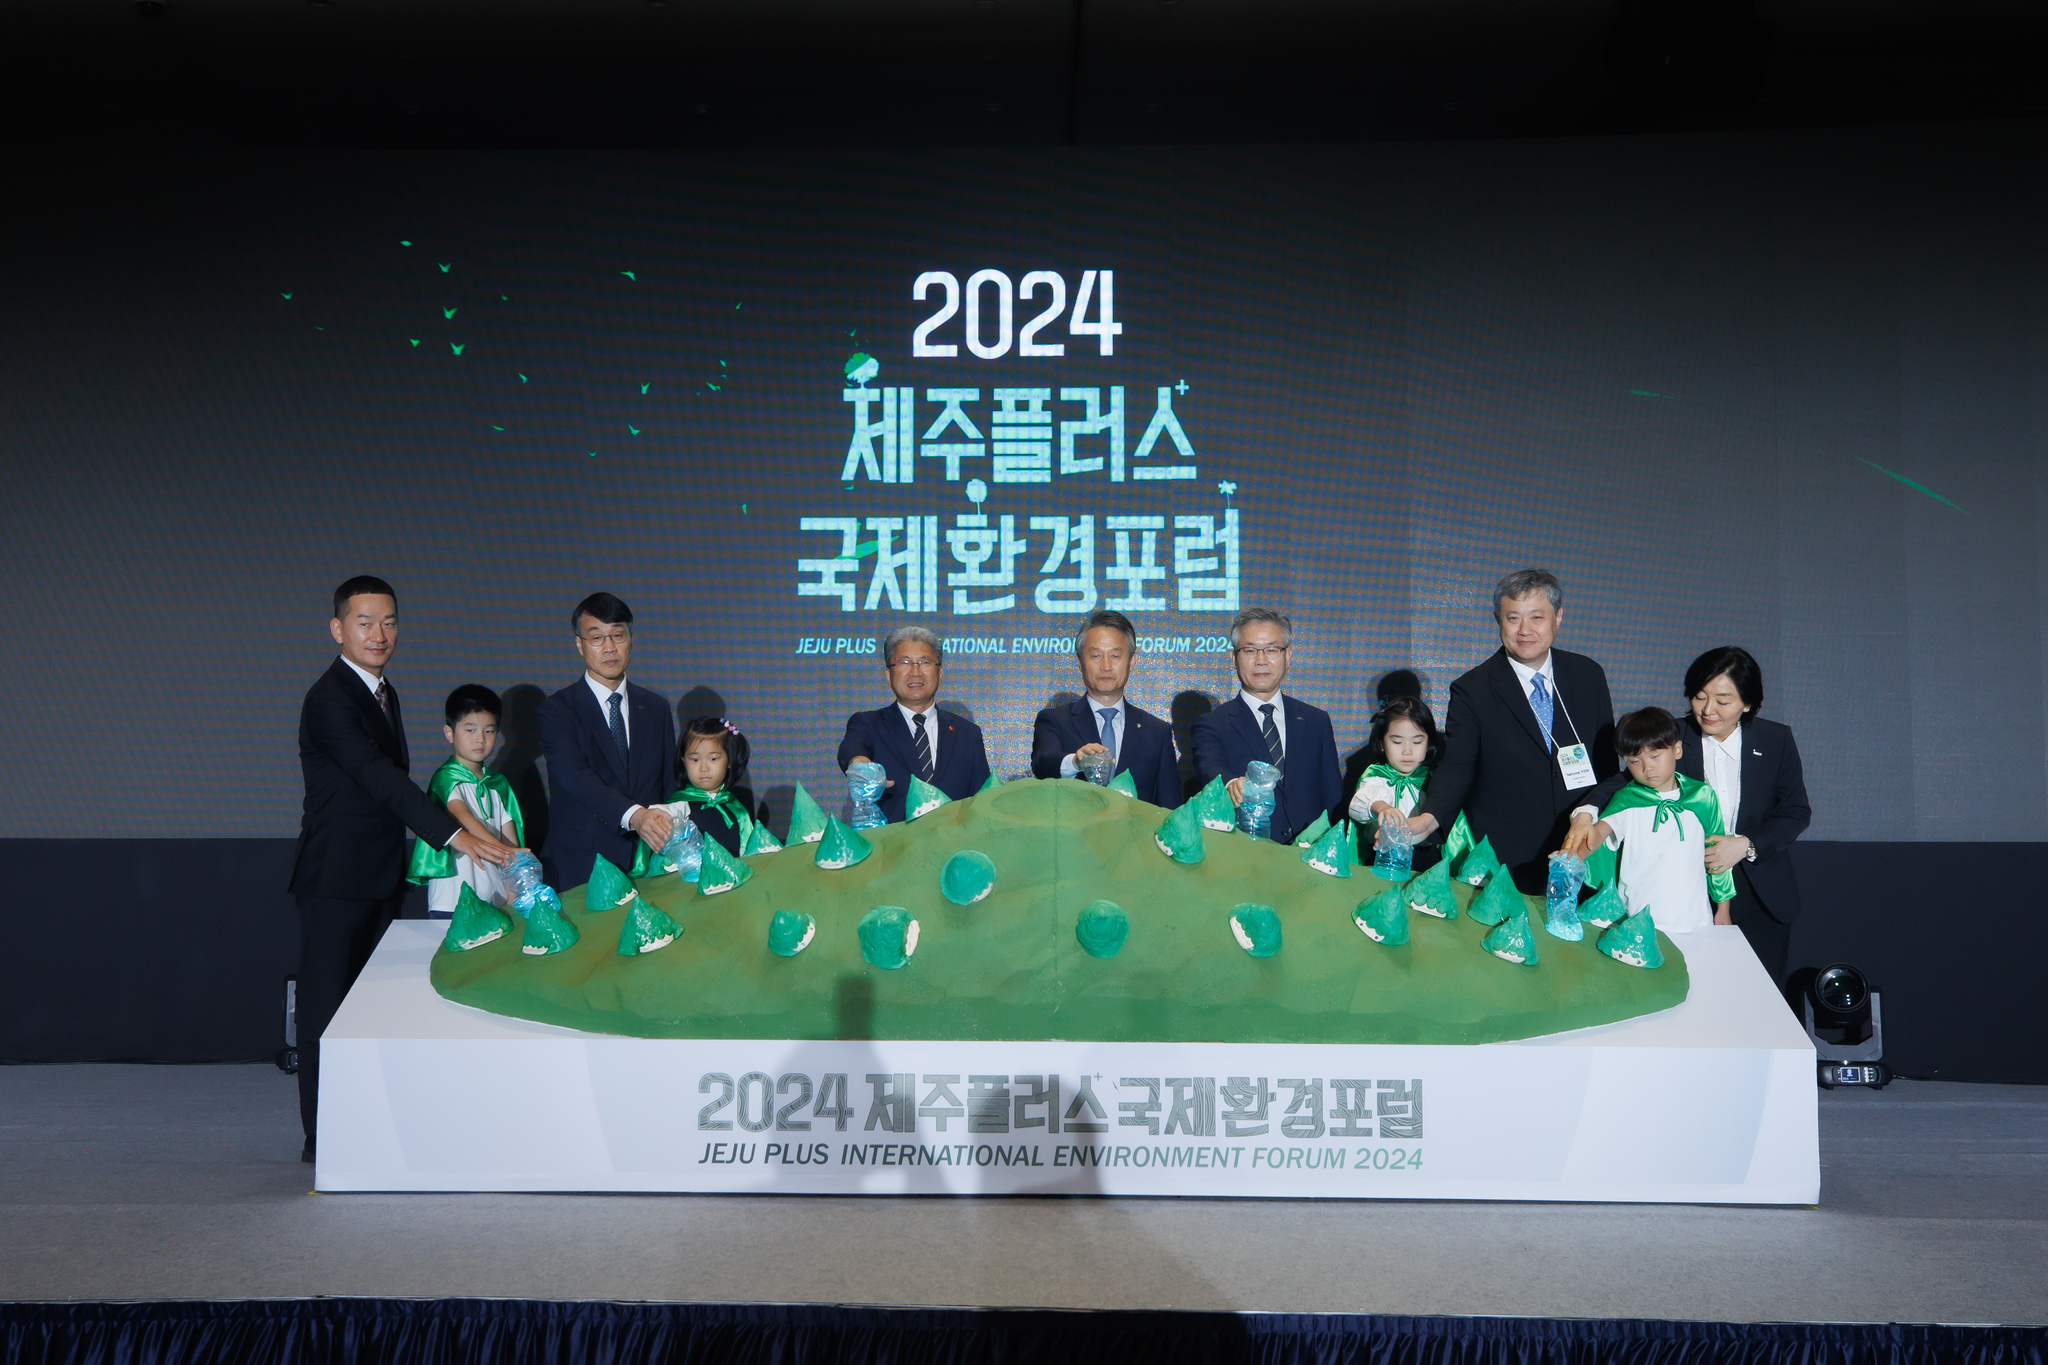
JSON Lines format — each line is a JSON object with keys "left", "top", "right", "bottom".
{"left": 317, "top": 922, "right": 1819, "bottom": 1202}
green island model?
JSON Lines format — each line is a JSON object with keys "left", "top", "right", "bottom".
{"left": 431, "top": 778, "right": 1688, "bottom": 1044}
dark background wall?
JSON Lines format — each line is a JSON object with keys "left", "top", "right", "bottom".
{"left": 1, "top": 839, "right": 2035, "bottom": 1083}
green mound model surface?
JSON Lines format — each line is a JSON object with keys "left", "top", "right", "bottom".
{"left": 431, "top": 779, "right": 1688, "bottom": 1044}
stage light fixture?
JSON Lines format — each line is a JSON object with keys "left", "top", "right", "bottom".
{"left": 1801, "top": 962, "right": 1891, "bottom": 1089}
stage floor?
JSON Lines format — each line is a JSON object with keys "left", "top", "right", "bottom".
{"left": 1, "top": 1062, "right": 2042, "bottom": 1323}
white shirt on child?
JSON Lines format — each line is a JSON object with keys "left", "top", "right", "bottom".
{"left": 1597, "top": 785, "right": 1715, "bottom": 933}
{"left": 1348, "top": 774, "right": 1423, "bottom": 824}
{"left": 427, "top": 774, "right": 519, "bottom": 917}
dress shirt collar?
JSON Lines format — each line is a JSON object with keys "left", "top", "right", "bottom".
{"left": 1085, "top": 693, "right": 1128, "bottom": 722}
{"left": 1504, "top": 651, "right": 1555, "bottom": 693}
{"left": 1705, "top": 725, "right": 1743, "bottom": 757}
{"left": 339, "top": 655, "right": 384, "bottom": 697}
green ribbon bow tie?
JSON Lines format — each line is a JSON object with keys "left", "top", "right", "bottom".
{"left": 1365, "top": 763, "right": 1429, "bottom": 804}
{"left": 679, "top": 785, "right": 740, "bottom": 828}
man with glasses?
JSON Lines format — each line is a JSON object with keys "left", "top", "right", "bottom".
{"left": 1192, "top": 607, "right": 1344, "bottom": 844}
{"left": 837, "top": 625, "right": 990, "bottom": 823}
{"left": 536, "top": 592, "right": 677, "bottom": 888}
{"left": 1409, "top": 568, "right": 1617, "bottom": 893}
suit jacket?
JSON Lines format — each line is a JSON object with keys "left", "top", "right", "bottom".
{"left": 537, "top": 677, "right": 676, "bottom": 889}
{"left": 1030, "top": 697, "right": 1183, "bottom": 808}
{"left": 837, "top": 704, "right": 991, "bottom": 823}
{"left": 1191, "top": 694, "right": 1344, "bottom": 845}
{"left": 1580, "top": 713, "right": 1810, "bottom": 923}
{"left": 289, "top": 657, "right": 461, "bottom": 901}
{"left": 1420, "top": 647, "right": 1617, "bottom": 888}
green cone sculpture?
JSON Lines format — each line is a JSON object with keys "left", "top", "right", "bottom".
{"left": 1483, "top": 910, "right": 1539, "bottom": 965}
{"left": 858, "top": 905, "right": 919, "bottom": 970}
{"left": 741, "top": 821, "right": 783, "bottom": 855}
{"left": 1107, "top": 769, "right": 1138, "bottom": 798}
{"left": 1076, "top": 899, "right": 1130, "bottom": 958}
{"left": 1193, "top": 777, "right": 1237, "bottom": 832}
{"left": 586, "top": 854, "right": 638, "bottom": 911}
{"left": 1454, "top": 834, "right": 1504, "bottom": 887}
{"left": 1353, "top": 885, "right": 1410, "bottom": 945}
{"left": 767, "top": 910, "right": 816, "bottom": 957}
{"left": 1598, "top": 910, "right": 1665, "bottom": 968}
{"left": 518, "top": 887, "right": 579, "bottom": 956}
{"left": 1467, "top": 869, "right": 1525, "bottom": 927}
{"left": 1228, "top": 903, "right": 1282, "bottom": 958}
{"left": 1403, "top": 859, "right": 1460, "bottom": 919}
{"left": 940, "top": 850, "right": 997, "bottom": 905}
{"left": 786, "top": 784, "right": 830, "bottom": 844}
{"left": 1300, "top": 821, "right": 1352, "bottom": 877}
{"left": 977, "top": 772, "right": 1003, "bottom": 793}
{"left": 815, "top": 816, "right": 873, "bottom": 870}
{"left": 1154, "top": 801, "right": 1207, "bottom": 864}
{"left": 697, "top": 838, "right": 754, "bottom": 896}
{"left": 1579, "top": 882, "right": 1628, "bottom": 928}
{"left": 1345, "top": 818, "right": 1363, "bottom": 867}
{"left": 443, "top": 882, "right": 512, "bottom": 951}
{"left": 906, "top": 776, "right": 951, "bottom": 821}
{"left": 617, "top": 898, "right": 682, "bottom": 955}
{"left": 1293, "top": 812, "right": 1331, "bottom": 849}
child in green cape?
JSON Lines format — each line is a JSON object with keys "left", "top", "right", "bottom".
{"left": 667, "top": 716, "right": 760, "bottom": 858}
{"left": 407, "top": 685, "right": 526, "bottom": 918}
{"left": 1345, "top": 695, "right": 1443, "bottom": 871}
{"left": 1574, "top": 707, "right": 1735, "bottom": 934}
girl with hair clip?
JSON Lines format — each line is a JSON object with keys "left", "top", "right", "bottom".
{"left": 668, "top": 716, "right": 762, "bottom": 857}
{"left": 1347, "top": 695, "right": 1445, "bottom": 869}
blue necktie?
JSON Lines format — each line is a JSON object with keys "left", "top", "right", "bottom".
{"left": 1529, "top": 673, "right": 1554, "bottom": 748}
{"left": 1097, "top": 707, "right": 1118, "bottom": 763}
{"left": 607, "top": 691, "right": 629, "bottom": 768}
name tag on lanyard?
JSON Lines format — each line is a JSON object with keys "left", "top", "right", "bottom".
{"left": 1545, "top": 678, "right": 1596, "bottom": 789}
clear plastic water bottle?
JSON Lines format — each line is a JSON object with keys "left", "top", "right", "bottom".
{"left": 1545, "top": 850, "right": 1588, "bottom": 940}
{"left": 1373, "top": 810, "right": 1416, "bottom": 883}
{"left": 848, "top": 760, "right": 889, "bottom": 830}
{"left": 1076, "top": 750, "right": 1115, "bottom": 786}
{"left": 1238, "top": 760, "right": 1281, "bottom": 839}
{"left": 662, "top": 812, "right": 704, "bottom": 883}
{"left": 504, "top": 850, "right": 544, "bottom": 916}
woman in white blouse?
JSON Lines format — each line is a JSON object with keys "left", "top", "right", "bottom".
{"left": 1567, "top": 646, "right": 1811, "bottom": 986}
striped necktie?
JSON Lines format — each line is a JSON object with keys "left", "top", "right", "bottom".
{"left": 912, "top": 711, "right": 935, "bottom": 782}
{"left": 1259, "top": 702, "right": 1285, "bottom": 773}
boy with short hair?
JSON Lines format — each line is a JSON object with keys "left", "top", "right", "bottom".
{"left": 1573, "top": 707, "right": 1734, "bottom": 934}
{"left": 407, "top": 684, "right": 526, "bottom": 918}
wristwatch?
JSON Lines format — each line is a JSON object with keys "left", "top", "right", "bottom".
{"left": 1743, "top": 842, "right": 1757, "bottom": 862}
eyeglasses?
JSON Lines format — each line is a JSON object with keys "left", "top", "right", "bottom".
{"left": 889, "top": 657, "right": 940, "bottom": 672}
{"left": 1235, "top": 644, "right": 1290, "bottom": 661}
{"left": 581, "top": 630, "right": 631, "bottom": 648}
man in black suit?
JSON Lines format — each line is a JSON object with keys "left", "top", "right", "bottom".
{"left": 537, "top": 593, "right": 678, "bottom": 889}
{"left": 837, "top": 625, "right": 991, "bottom": 822}
{"left": 1192, "top": 607, "right": 1344, "bottom": 844}
{"left": 1412, "top": 569, "right": 1617, "bottom": 892}
{"left": 289, "top": 576, "right": 512, "bottom": 1162}
{"left": 1031, "top": 609, "right": 1182, "bottom": 807}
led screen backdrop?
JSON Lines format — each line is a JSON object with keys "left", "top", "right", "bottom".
{"left": 1, "top": 123, "right": 2043, "bottom": 841}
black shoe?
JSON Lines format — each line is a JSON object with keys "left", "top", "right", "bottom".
{"left": 302, "top": 1137, "right": 316, "bottom": 1164}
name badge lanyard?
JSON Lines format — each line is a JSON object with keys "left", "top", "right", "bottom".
{"left": 1547, "top": 677, "right": 1598, "bottom": 791}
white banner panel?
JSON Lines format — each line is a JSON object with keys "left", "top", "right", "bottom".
{"left": 317, "top": 923, "right": 1818, "bottom": 1203}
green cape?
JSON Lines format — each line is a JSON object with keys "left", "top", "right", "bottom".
{"left": 1584, "top": 773, "right": 1737, "bottom": 903}
{"left": 407, "top": 758, "right": 525, "bottom": 884}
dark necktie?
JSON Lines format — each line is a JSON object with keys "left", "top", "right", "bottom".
{"left": 1098, "top": 707, "right": 1118, "bottom": 763}
{"left": 375, "top": 679, "right": 394, "bottom": 727}
{"left": 607, "top": 691, "right": 629, "bottom": 768}
{"left": 912, "top": 711, "right": 935, "bottom": 783}
{"left": 1260, "top": 702, "right": 1285, "bottom": 774}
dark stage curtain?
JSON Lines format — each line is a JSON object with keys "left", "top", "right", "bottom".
{"left": 3, "top": 1300, "right": 2043, "bottom": 1365}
